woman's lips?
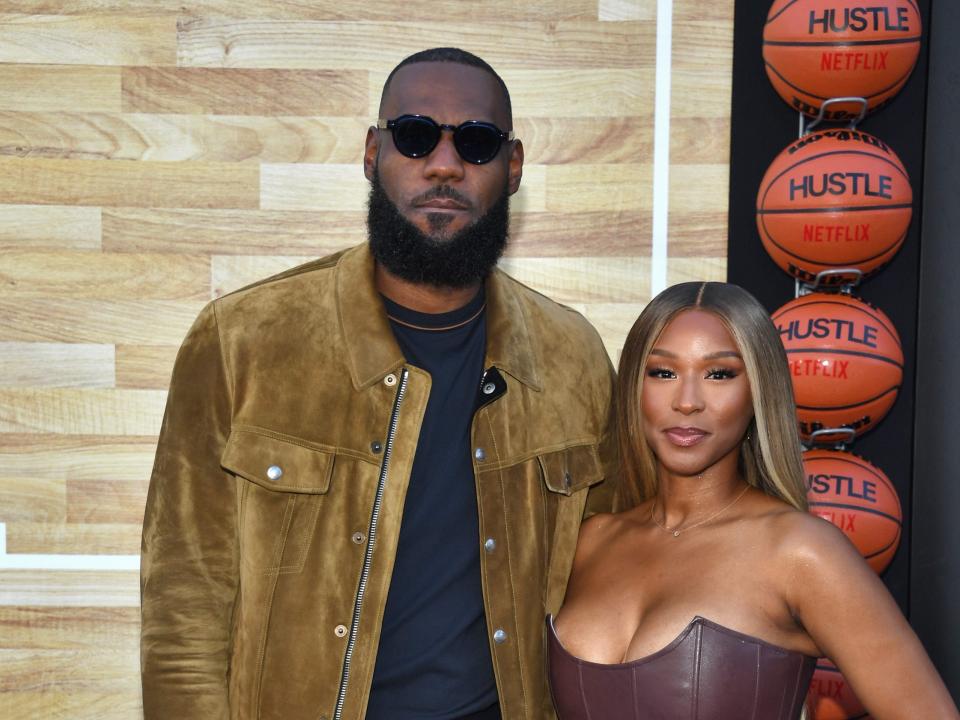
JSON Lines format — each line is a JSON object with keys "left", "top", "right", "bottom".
{"left": 664, "top": 427, "right": 709, "bottom": 447}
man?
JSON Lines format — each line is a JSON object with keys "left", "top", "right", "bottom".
{"left": 141, "top": 48, "right": 617, "bottom": 720}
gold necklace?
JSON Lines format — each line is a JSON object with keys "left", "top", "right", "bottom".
{"left": 650, "top": 483, "right": 750, "bottom": 537}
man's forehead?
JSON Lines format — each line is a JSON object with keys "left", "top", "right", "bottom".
{"left": 381, "top": 62, "right": 508, "bottom": 124}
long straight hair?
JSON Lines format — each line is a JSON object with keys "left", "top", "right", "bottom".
{"left": 616, "top": 281, "right": 807, "bottom": 512}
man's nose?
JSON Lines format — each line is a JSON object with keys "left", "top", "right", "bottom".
{"left": 422, "top": 129, "right": 465, "bottom": 182}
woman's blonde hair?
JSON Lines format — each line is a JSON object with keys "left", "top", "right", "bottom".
{"left": 616, "top": 281, "right": 807, "bottom": 512}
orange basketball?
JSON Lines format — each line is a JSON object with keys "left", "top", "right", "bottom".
{"left": 757, "top": 129, "right": 912, "bottom": 283}
{"left": 807, "top": 659, "right": 869, "bottom": 718}
{"left": 804, "top": 449, "right": 902, "bottom": 573}
{"left": 763, "top": 0, "right": 922, "bottom": 119}
{"left": 772, "top": 293, "right": 902, "bottom": 439}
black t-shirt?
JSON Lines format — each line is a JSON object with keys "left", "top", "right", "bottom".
{"left": 366, "top": 288, "right": 498, "bottom": 719}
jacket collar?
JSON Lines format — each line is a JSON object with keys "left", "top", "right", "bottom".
{"left": 335, "top": 244, "right": 542, "bottom": 392}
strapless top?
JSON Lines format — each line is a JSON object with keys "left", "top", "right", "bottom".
{"left": 547, "top": 615, "right": 816, "bottom": 720}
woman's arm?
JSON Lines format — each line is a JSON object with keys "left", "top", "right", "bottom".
{"left": 782, "top": 513, "right": 958, "bottom": 719}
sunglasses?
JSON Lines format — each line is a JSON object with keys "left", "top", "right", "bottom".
{"left": 377, "top": 114, "right": 515, "bottom": 165}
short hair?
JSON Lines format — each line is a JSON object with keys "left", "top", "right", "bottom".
{"left": 615, "top": 281, "right": 808, "bottom": 513}
{"left": 379, "top": 47, "right": 513, "bottom": 122}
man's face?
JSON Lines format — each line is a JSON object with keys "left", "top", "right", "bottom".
{"left": 364, "top": 61, "right": 523, "bottom": 242}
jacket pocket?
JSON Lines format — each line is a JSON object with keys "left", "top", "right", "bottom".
{"left": 221, "top": 427, "right": 335, "bottom": 573}
{"left": 538, "top": 443, "right": 604, "bottom": 496}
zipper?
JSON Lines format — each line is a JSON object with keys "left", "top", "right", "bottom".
{"left": 333, "top": 367, "right": 409, "bottom": 720}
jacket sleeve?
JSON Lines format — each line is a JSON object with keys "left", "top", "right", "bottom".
{"left": 141, "top": 301, "right": 237, "bottom": 720}
{"left": 584, "top": 357, "right": 620, "bottom": 517}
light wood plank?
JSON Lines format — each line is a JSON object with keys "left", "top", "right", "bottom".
{"left": 546, "top": 164, "right": 651, "bottom": 212}
{"left": 667, "top": 256, "right": 727, "bottom": 285}
{"left": 669, "top": 164, "right": 729, "bottom": 213}
{"left": 0, "top": 692, "right": 141, "bottom": 720}
{"left": 0, "top": 434, "right": 157, "bottom": 482}
{"left": 0, "top": 14, "right": 176, "bottom": 66}
{"left": 0, "top": 648, "right": 139, "bottom": 692}
{"left": 670, "top": 118, "right": 730, "bottom": 164}
{"left": 0, "top": 158, "right": 259, "bottom": 209}
{"left": 599, "top": 0, "right": 651, "bottom": 21}
{"left": 668, "top": 212, "right": 727, "bottom": 257}
{"left": 211, "top": 255, "right": 313, "bottom": 297}
{"left": 0, "top": 0, "right": 598, "bottom": 20}
{"left": 508, "top": 211, "right": 650, "bottom": 257}
{"left": 673, "top": 19, "right": 733, "bottom": 73}
{"left": 0, "top": 251, "right": 208, "bottom": 300}
{"left": 115, "top": 345, "right": 178, "bottom": 390}
{"left": 177, "top": 19, "right": 649, "bottom": 70}
{"left": 122, "top": 67, "right": 367, "bottom": 116}
{"left": 581, "top": 301, "right": 649, "bottom": 361}
{"left": 0, "top": 64, "right": 120, "bottom": 113}
{"left": 0, "top": 111, "right": 368, "bottom": 163}
{"left": 0, "top": 389, "right": 166, "bottom": 435}
{"left": 0, "top": 606, "right": 138, "bottom": 649}
{"left": 671, "top": 67, "right": 732, "bottom": 119}
{"left": 515, "top": 117, "right": 650, "bottom": 165}
{"left": 0, "top": 477, "right": 65, "bottom": 523}
{"left": 0, "top": 299, "right": 203, "bottom": 344}
{"left": 0, "top": 343, "right": 114, "bottom": 388}
{"left": 0, "top": 205, "right": 100, "bottom": 250}
{"left": 498, "top": 256, "right": 650, "bottom": 303}
{"left": 0, "top": 570, "right": 139, "bottom": 607}
{"left": 67, "top": 480, "right": 148, "bottom": 524}
{"left": 102, "top": 208, "right": 364, "bottom": 255}
{"left": 5, "top": 523, "right": 141, "bottom": 555}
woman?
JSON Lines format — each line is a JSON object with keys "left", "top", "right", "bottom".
{"left": 549, "top": 282, "right": 958, "bottom": 719}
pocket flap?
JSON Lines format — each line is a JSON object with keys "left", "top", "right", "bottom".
{"left": 538, "top": 444, "right": 603, "bottom": 495}
{"left": 221, "top": 428, "right": 335, "bottom": 494}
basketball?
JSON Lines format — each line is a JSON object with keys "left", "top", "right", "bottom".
{"left": 763, "top": 0, "right": 922, "bottom": 119}
{"left": 756, "top": 129, "right": 912, "bottom": 284}
{"left": 804, "top": 449, "right": 902, "bottom": 573}
{"left": 807, "top": 659, "right": 868, "bottom": 718}
{"left": 772, "top": 292, "right": 902, "bottom": 439}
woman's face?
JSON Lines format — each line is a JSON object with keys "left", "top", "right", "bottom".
{"left": 641, "top": 309, "right": 754, "bottom": 479}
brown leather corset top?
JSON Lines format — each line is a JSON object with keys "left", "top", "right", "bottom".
{"left": 547, "top": 615, "right": 816, "bottom": 720}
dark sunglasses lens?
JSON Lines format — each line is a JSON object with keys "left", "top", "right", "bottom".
{"left": 455, "top": 124, "right": 502, "bottom": 164}
{"left": 392, "top": 117, "right": 439, "bottom": 158}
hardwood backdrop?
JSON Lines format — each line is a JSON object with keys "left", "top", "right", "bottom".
{"left": 0, "top": 2, "right": 733, "bottom": 717}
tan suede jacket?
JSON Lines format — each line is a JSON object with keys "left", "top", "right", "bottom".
{"left": 140, "top": 243, "right": 618, "bottom": 720}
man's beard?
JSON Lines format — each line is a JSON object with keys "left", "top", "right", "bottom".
{"left": 367, "top": 170, "right": 510, "bottom": 289}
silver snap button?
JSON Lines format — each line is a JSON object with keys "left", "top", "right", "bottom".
{"left": 484, "top": 538, "right": 496, "bottom": 553}
{"left": 266, "top": 465, "right": 283, "bottom": 481}
{"left": 371, "top": 441, "right": 383, "bottom": 453}
{"left": 482, "top": 382, "right": 496, "bottom": 395}
{"left": 351, "top": 531, "right": 366, "bottom": 545}
{"left": 563, "top": 471, "right": 572, "bottom": 489}
{"left": 474, "top": 447, "right": 486, "bottom": 461}
{"left": 493, "top": 628, "right": 507, "bottom": 644}
{"left": 334, "top": 624, "right": 347, "bottom": 638}
{"left": 384, "top": 373, "right": 397, "bottom": 387}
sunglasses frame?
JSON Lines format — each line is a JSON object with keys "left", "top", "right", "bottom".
{"left": 377, "top": 114, "right": 515, "bottom": 165}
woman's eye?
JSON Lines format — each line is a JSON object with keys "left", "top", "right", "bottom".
{"left": 646, "top": 367, "right": 675, "bottom": 379}
{"left": 706, "top": 368, "right": 737, "bottom": 380}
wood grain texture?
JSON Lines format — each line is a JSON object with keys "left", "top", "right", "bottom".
{"left": 0, "top": 389, "right": 166, "bottom": 435}
{"left": 498, "top": 256, "right": 650, "bottom": 303}
{"left": 211, "top": 255, "right": 313, "bottom": 297}
{"left": 0, "top": 343, "right": 114, "bottom": 388}
{"left": 5, "top": 523, "right": 141, "bottom": 555}
{"left": 0, "top": 571, "right": 139, "bottom": 607}
{"left": 122, "top": 67, "right": 368, "bottom": 116}
{"left": 0, "top": 434, "right": 157, "bottom": 482}
{"left": 515, "top": 117, "right": 650, "bottom": 165}
{"left": 0, "top": 65, "right": 120, "bottom": 113}
{"left": 0, "top": 205, "right": 100, "bottom": 249}
{"left": 115, "top": 345, "right": 178, "bottom": 389}
{"left": 0, "top": 158, "right": 259, "bottom": 208}
{"left": 508, "top": 211, "right": 650, "bottom": 257}
{"left": 0, "top": 112, "right": 369, "bottom": 163}
{"left": 0, "top": 477, "right": 65, "bottom": 522}
{"left": 0, "top": 299, "right": 204, "bottom": 344}
{"left": 0, "top": 251, "right": 209, "bottom": 300}
{"left": 176, "top": 19, "right": 651, "bottom": 70}
{"left": 0, "top": 14, "right": 176, "bottom": 66}
{"left": 546, "top": 164, "right": 651, "bottom": 212}
{"left": 67, "top": 480, "right": 148, "bottom": 524}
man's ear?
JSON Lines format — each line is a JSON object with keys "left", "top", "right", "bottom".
{"left": 363, "top": 127, "right": 379, "bottom": 181}
{"left": 507, "top": 139, "right": 524, "bottom": 195}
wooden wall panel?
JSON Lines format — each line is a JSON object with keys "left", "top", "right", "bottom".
{"left": 0, "top": 2, "right": 732, "bottom": 716}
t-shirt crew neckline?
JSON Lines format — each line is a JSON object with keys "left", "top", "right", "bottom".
{"left": 380, "top": 287, "right": 486, "bottom": 332}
